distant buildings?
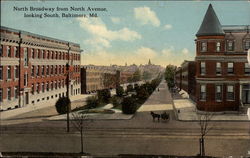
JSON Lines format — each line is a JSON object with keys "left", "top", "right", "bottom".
{"left": 80, "top": 61, "right": 164, "bottom": 94}
{"left": 0, "top": 26, "right": 81, "bottom": 111}
{"left": 80, "top": 66, "right": 119, "bottom": 94}
{"left": 175, "top": 4, "right": 250, "bottom": 111}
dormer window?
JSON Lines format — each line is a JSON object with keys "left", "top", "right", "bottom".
{"left": 201, "top": 42, "right": 207, "bottom": 52}
{"left": 227, "top": 40, "right": 234, "bottom": 51}
{"left": 216, "top": 42, "right": 221, "bottom": 52}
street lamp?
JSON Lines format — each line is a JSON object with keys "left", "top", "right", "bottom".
{"left": 66, "top": 63, "right": 70, "bottom": 132}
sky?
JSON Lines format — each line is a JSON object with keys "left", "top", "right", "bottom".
{"left": 1, "top": 1, "right": 250, "bottom": 67}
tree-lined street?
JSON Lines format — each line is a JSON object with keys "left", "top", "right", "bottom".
{"left": 1, "top": 81, "right": 250, "bottom": 157}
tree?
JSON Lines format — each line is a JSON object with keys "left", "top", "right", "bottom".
{"left": 116, "top": 86, "right": 124, "bottom": 97}
{"left": 136, "top": 86, "right": 149, "bottom": 101}
{"left": 132, "top": 69, "right": 141, "bottom": 82}
{"left": 55, "top": 97, "right": 71, "bottom": 114}
{"left": 97, "top": 89, "right": 111, "bottom": 103}
{"left": 86, "top": 96, "right": 99, "bottom": 108}
{"left": 198, "top": 112, "right": 214, "bottom": 156}
{"left": 71, "top": 111, "right": 89, "bottom": 154}
{"left": 142, "top": 71, "right": 152, "bottom": 81}
{"left": 121, "top": 97, "right": 137, "bottom": 114}
{"left": 165, "top": 64, "right": 177, "bottom": 89}
{"left": 126, "top": 84, "right": 134, "bottom": 92}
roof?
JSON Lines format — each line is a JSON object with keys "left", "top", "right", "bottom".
{"left": 0, "top": 26, "right": 80, "bottom": 47}
{"left": 196, "top": 4, "right": 225, "bottom": 37}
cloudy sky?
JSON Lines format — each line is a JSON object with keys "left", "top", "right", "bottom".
{"left": 1, "top": 1, "right": 250, "bottom": 67}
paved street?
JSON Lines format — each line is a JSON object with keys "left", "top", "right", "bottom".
{"left": 0, "top": 81, "right": 250, "bottom": 157}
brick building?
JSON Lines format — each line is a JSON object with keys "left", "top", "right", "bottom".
{"left": 0, "top": 26, "right": 81, "bottom": 110}
{"left": 175, "top": 60, "right": 196, "bottom": 100}
{"left": 195, "top": 4, "right": 250, "bottom": 111}
{"left": 80, "top": 66, "right": 119, "bottom": 94}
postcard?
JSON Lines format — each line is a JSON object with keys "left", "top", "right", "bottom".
{"left": 0, "top": 0, "right": 250, "bottom": 157}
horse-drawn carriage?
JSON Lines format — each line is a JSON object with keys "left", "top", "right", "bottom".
{"left": 150, "top": 111, "right": 170, "bottom": 122}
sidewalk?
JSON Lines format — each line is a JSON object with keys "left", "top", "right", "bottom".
{"left": 137, "top": 81, "right": 173, "bottom": 112}
{"left": 172, "top": 91, "right": 250, "bottom": 121}
{"left": 0, "top": 94, "right": 92, "bottom": 120}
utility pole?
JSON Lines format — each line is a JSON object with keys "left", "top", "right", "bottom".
{"left": 66, "top": 63, "right": 70, "bottom": 132}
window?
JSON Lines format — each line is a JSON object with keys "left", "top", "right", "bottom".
{"left": 8, "top": 87, "right": 11, "bottom": 100}
{"left": 46, "top": 66, "right": 49, "bottom": 75}
{"left": 32, "top": 66, "right": 34, "bottom": 77}
{"left": 227, "top": 40, "right": 234, "bottom": 51}
{"left": 41, "top": 50, "right": 44, "bottom": 59}
{"left": 24, "top": 73, "right": 28, "bottom": 86}
{"left": 216, "top": 62, "right": 222, "bottom": 75}
{"left": 200, "top": 85, "right": 206, "bottom": 101}
{"left": 43, "top": 50, "right": 46, "bottom": 59}
{"left": 55, "top": 65, "right": 57, "bottom": 75}
{"left": 0, "top": 45, "right": 3, "bottom": 57}
{"left": 200, "top": 62, "right": 206, "bottom": 75}
{"left": 215, "top": 85, "right": 222, "bottom": 101}
{"left": 59, "top": 81, "right": 61, "bottom": 89}
{"left": 51, "top": 82, "right": 54, "bottom": 90}
{"left": 201, "top": 42, "right": 207, "bottom": 52}
{"left": 36, "top": 66, "right": 39, "bottom": 76}
{"left": 47, "top": 51, "right": 50, "bottom": 59}
{"left": 51, "top": 65, "right": 54, "bottom": 75}
{"left": 31, "top": 49, "right": 34, "bottom": 58}
{"left": 14, "top": 47, "right": 18, "bottom": 57}
{"left": 42, "top": 66, "right": 45, "bottom": 76}
{"left": 14, "top": 86, "right": 18, "bottom": 99}
{"left": 216, "top": 42, "right": 221, "bottom": 52}
{"left": 46, "top": 82, "right": 49, "bottom": 91}
{"left": 245, "top": 63, "right": 250, "bottom": 74}
{"left": 226, "top": 85, "right": 234, "bottom": 101}
{"left": 0, "top": 66, "right": 2, "bottom": 80}
{"left": 7, "top": 46, "right": 11, "bottom": 57}
{"left": 15, "top": 66, "right": 19, "bottom": 79}
{"left": 24, "top": 48, "right": 28, "bottom": 66}
{"left": 7, "top": 66, "right": 11, "bottom": 79}
{"left": 227, "top": 62, "right": 234, "bottom": 74}
{"left": 244, "top": 40, "right": 250, "bottom": 51}
{"left": 31, "top": 84, "right": 34, "bottom": 94}
{"left": 52, "top": 52, "right": 54, "bottom": 59}
{"left": 42, "top": 83, "right": 45, "bottom": 92}
{"left": 37, "top": 83, "right": 40, "bottom": 93}
{"left": 0, "top": 88, "right": 2, "bottom": 102}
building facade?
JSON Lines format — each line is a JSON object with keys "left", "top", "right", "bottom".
{"left": 195, "top": 4, "right": 250, "bottom": 111}
{"left": 175, "top": 60, "right": 196, "bottom": 100}
{"left": 0, "top": 26, "right": 81, "bottom": 111}
{"left": 80, "top": 66, "right": 119, "bottom": 94}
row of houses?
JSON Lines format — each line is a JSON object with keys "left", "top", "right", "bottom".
{"left": 175, "top": 4, "right": 250, "bottom": 112}
{"left": 80, "top": 66, "right": 134, "bottom": 94}
{"left": 0, "top": 26, "right": 135, "bottom": 111}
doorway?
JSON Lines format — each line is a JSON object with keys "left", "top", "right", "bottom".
{"left": 242, "top": 84, "right": 250, "bottom": 104}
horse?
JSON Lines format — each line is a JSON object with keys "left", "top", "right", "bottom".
{"left": 161, "top": 112, "right": 170, "bottom": 121}
{"left": 150, "top": 111, "right": 160, "bottom": 121}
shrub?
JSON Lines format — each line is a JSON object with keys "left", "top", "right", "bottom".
{"left": 134, "top": 84, "right": 139, "bottom": 91}
{"left": 136, "top": 86, "right": 149, "bottom": 101}
{"left": 121, "top": 97, "right": 137, "bottom": 114}
{"left": 97, "top": 89, "right": 111, "bottom": 103}
{"left": 55, "top": 97, "right": 71, "bottom": 114}
{"left": 86, "top": 96, "right": 99, "bottom": 108}
{"left": 126, "top": 84, "right": 134, "bottom": 92}
{"left": 110, "top": 96, "right": 121, "bottom": 108}
{"left": 116, "top": 86, "right": 124, "bottom": 97}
